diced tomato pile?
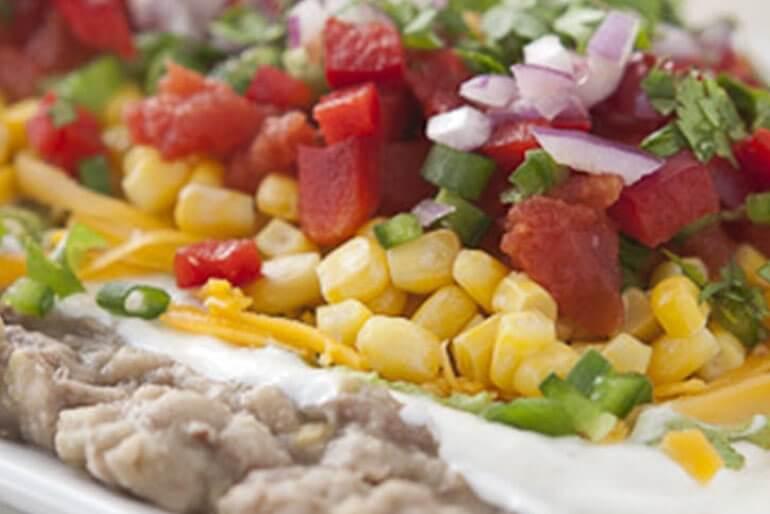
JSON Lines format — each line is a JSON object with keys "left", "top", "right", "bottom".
{"left": 314, "top": 82, "right": 381, "bottom": 144}
{"left": 246, "top": 65, "right": 314, "bottom": 110}
{"left": 174, "top": 239, "right": 262, "bottom": 288}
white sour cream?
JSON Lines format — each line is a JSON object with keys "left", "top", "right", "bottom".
{"left": 53, "top": 278, "right": 770, "bottom": 514}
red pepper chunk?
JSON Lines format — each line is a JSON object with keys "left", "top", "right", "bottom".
{"left": 406, "top": 49, "right": 471, "bottom": 117}
{"left": 298, "top": 136, "right": 381, "bottom": 246}
{"left": 323, "top": 18, "right": 406, "bottom": 88}
{"left": 53, "top": 0, "right": 135, "bottom": 59}
{"left": 735, "top": 128, "right": 770, "bottom": 189}
{"left": 481, "top": 121, "right": 544, "bottom": 171}
{"left": 608, "top": 151, "right": 720, "bottom": 248}
{"left": 26, "top": 93, "right": 105, "bottom": 174}
{"left": 174, "top": 239, "right": 262, "bottom": 288}
{"left": 246, "top": 65, "right": 314, "bottom": 110}
{"left": 314, "top": 82, "right": 381, "bottom": 145}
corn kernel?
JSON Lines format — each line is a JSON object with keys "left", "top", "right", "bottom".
{"left": 453, "top": 315, "right": 501, "bottom": 386}
{"left": 649, "top": 328, "right": 720, "bottom": 385}
{"left": 621, "top": 287, "right": 661, "bottom": 342}
{"left": 365, "top": 284, "right": 408, "bottom": 316}
{"left": 452, "top": 249, "right": 508, "bottom": 312}
{"left": 256, "top": 218, "right": 317, "bottom": 258}
{"left": 0, "top": 165, "right": 17, "bottom": 204}
{"left": 175, "top": 183, "right": 258, "bottom": 238}
{"left": 602, "top": 333, "right": 652, "bottom": 374}
{"left": 698, "top": 323, "right": 747, "bottom": 382}
{"left": 245, "top": 252, "right": 322, "bottom": 314}
{"left": 317, "top": 236, "right": 389, "bottom": 303}
{"left": 188, "top": 158, "right": 225, "bottom": 187}
{"left": 387, "top": 229, "right": 461, "bottom": 294}
{"left": 463, "top": 313, "right": 485, "bottom": 332}
{"left": 4, "top": 99, "right": 39, "bottom": 151}
{"left": 412, "top": 285, "right": 478, "bottom": 340}
{"left": 513, "top": 342, "right": 579, "bottom": 397}
{"left": 650, "top": 276, "right": 709, "bottom": 338}
{"left": 104, "top": 84, "right": 142, "bottom": 126}
{"left": 256, "top": 173, "right": 300, "bottom": 221}
{"left": 735, "top": 244, "right": 769, "bottom": 288}
{"left": 0, "top": 122, "right": 10, "bottom": 166}
{"left": 316, "top": 299, "right": 372, "bottom": 346}
{"left": 356, "top": 316, "right": 441, "bottom": 383}
{"left": 122, "top": 146, "right": 190, "bottom": 213}
{"left": 661, "top": 429, "right": 724, "bottom": 484}
{"left": 650, "top": 257, "right": 709, "bottom": 287}
{"left": 492, "top": 272, "right": 558, "bottom": 320}
{"left": 357, "top": 217, "right": 388, "bottom": 240}
{"left": 490, "top": 311, "right": 557, "bottom": 393}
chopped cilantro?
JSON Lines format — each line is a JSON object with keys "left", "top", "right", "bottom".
{"left": 403, "top": 9, "right": 443, "bottom": 50}
{"left": 642, "top": 68, "right": 677, "bottom": 115}
{"left": 620, "top": 236, "right": 656, "bottom": 290}
{"left": 77, "top": 156, "right": 112, "bottom": 196}
{"left": 49, "top": 98, "right": 77, "bottom": 128}
{"left": 210, "top": 6, "right": 284, "bottom": 47}
{"left": 501, "top": 149, "right": 567, "bottom": 205}
{"left": 640, "top": 122, "right": 687, "bottom": 157}
{"left": 553, "top": 6, "right": 605, "bottom": 50}
{"left": 718, "top": 73, "right": 770, "bottom": 131}
{"left": 455, "top": 46, "right": 508, "bottom": 74}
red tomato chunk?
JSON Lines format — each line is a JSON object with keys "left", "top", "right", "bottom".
{"left": 324, "top": 18, "right": 406, "bottom": 88}
{"left": 126, "top": 64, "right": 270, "bottom": 159}
{"left": 246, "top": 65, "right": 313, "bottom": 110}
{"left": 608, "top": 151, "right": 720, "bottom": 248}
{"left": 53, "top": 0, "right": 135, "bottom": 58}
{"left": 502, "top": 197, "right": 624, "bottom": 338}
{"left": 174, "top": 239, "right": 262, "bottom": 288}
{"left": 314, "top": 82, "right": 381, "bottom": 145}
{"left": 26, "top": 93, "right": 105, "bottom": 173}
{"left": 735, "top": 128, "right": 770, "bottom": 189}
{"left": 377, "top": 85, "right": 417, "bottom": 142}
{"left": 406, "top": 49, "right": 470, "bottom": 117}
{"left": 298, "top": 136, "right": 381, "bottom": 246}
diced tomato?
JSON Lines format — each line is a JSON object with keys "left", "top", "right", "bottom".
{"left": 549, "top": 173, "right": 624, "bottom": 211}
{"left": 502, "top": 197, "right": 623, "bottom": 338}
{"left": 0, "top": 46, "right": 42, "bottom": 101}
{"left": 708, "top": 157, "right": 756, "bottom": 209}
{"left": 736, "top": 128, "right": 770, "bottom": 189}
{"left": 608, "top": 151, "right": 720, "bottom": 248}
{"left": 126, "top": 64, "right": 271, "bottom": 159}
{"left": 406, "top": 49, "right": 471, "bottom": 117}
{"left": 53, "top": 0, "right": 135, "bottom": 58}
{"left": 323, "top": 18, "right": 406, "bottom": 88}
{"left": 379, "top": 139, "right": 435, "bottom": 216}
{"left": 245, "top": 65, "right": 314, "bottom": 110}
{"left": 726, "top": 221, "right": 770, "bottom": 257}
{"left": 25, "top": 10, "right": 92, "bottom": 73}
{"left": 26, "top": 93, "right": 105, "bottom": 173}
{"left": 314, "top": 82, "right": 381, "bottom": 145}
{"left": 672, "top": 223, "right": 736, "bottom": 277}
{"left": 298, "top": 136, "right": 381, "bottom": 246}
{"left": 377, "top": 85, "right": 418, "bottom": 142}
{"left": 481, "top": 120, "right": 544, "bottom": 171}
{"left": 0, "top": 0, "right": 47, "bottom": 45}
{"left": 174, "top": 239, "right": 262, "bottom": 288}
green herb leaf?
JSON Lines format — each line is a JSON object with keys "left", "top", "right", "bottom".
{"left": 210, "top": 6, "right": 284, "bottom": 47}
{"left": 502, "top": 149, "right": 568, "bottom": 204}
{"left": 455, "top": 47, "right": 508, "bottom": 74}
{"left": 554, "top": 6, "right": 605, "bottom": 50}
{"left": 63, "top": 223, "right": 107, "bottom": 270}
{"left": 24, "top": 239, "right": 84, "bottom": 298}
{"left": 403, "top": 9, "right": 443, "bottom": 50}
{"left": 54, "top": 56, "right": 125, "bottom": 113}
{"left": 620, "top": 235, "right": 656, "bottom": 289}
{"left": 640, "top": 122, "right": 688, "bottom": 157}
{"left": 718, "top": 74, "right": 770, "bottom": 131}
{"left": 746, "top": 192, "right": 770, "bottom": 224}
{"left": 78, "top": 155, "right": 112, "bottom": 195}
{"left": 49, "top": 97, "right": 77, "bottom": 128}
{"left": 642, "top": 68, "right": 677, "bottom": 115}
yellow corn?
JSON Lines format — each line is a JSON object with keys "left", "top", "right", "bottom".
{"left": 649, "top": 328, "right": 720, "bottom": 385}
{"left": 316, "top": 236, "right": 389, "bottom": 303}
{"left": 602, "top": 333, "right": 652, "bottom": 374}
{"left": 123, "top": 146, "right": 191, "bottom": 213}
{"left": 256, "top": 173, "right": 299, "bottom": 221}
{"left": 387, "top": 229, "right": 461, "bottom": 294}
{"left": 661, "top": 429, "right": 723, "bottom": 484}
{"left": 453, "top": 315, "right": 501, "bottom": 386}
{"left": 735, "top": 244, "right": 769, "bottom": 288}
{"left": 175, "top": 183, "right": 258, "bottom": 238}
{"left": 513, "top": 342, "right": 579, "bottom": 397}
{"left": 188, "top": 158, "right": 225, "bottom": 187}
{"left": 490, "top": 311, "right": 557, "bottom": 393}
{"left": 356, "top": 316, "right": 441, "bottom": 383}
{"left": 452, "top": 249, "right": 508, "bottom": 312}
{"left": 0, "top": 165, "right": 16, "bottom": 204}
{"left": 365, "top": 284, "right": 408, "bottom": 316}
{"left": 0, "top": 122, "right": 10, "bottom": 166}
{"left": 245, "top": 252, "right": 323, "bottom": 314}
{"left": 650, "top": 276, "right": 709, "bottom": 338}
{"left": 256, "top": 218, "right": 317, "bottom": 258}
{"left": 316, "top": 299, "right": 372, "bottom": 346}
{"left": 462, "top": 313, "right": 486, "bottom": 332}
{"left": 104, "top": 84, "right": 142, "bottom": 126}
{"left": 492, "top": 272, "right": 558, "bottom": 320}
{"left": 4, "top": 99, "right": 39, "bottom": 152}
{"left": 650, "top": 257, "right": 709, "bottom": 287}
{"left": 698, "top": 323, "right": 747, "bottom": 382}
{"left": 412, "top": 285, "right": 478, "bottom": 340}
{"left": 621, "top": 287, "right": 661, "bottom": 342}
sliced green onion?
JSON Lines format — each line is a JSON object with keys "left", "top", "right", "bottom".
{"left": 77, "top": 155, "right": 112, "bottom": 195}
{"left": 55, "top": 56, "right": 125, "bottom": 113}
{"left": 1, "top": 277, "right": 54, "bottom": 317}
{"left": 62, "top": 223, "right": 107, "bottom": 269}
{"left": 502, "top": 149, "right": 568, "bottom": 204}
{"left": 435, "top": 189, "right": 492, "bottom": 247}
{"left": 96, "top": 282, "right": 171, "bottom": 320}
{"left": 421, "top": 144, "right": 496, "bottom": 201}
{"left": 591, "top": 373, "right": 653, "bottom": 418}
{"left": 374, "top": 213, "right": 423, "bottom": 249}
{"left": 25, "top": 239, "right": 83, "bottom": 298}
{"left": 0, "top": 206, "right": 47, "bottom": 242}
{"left": 540, "top": 374, "right": 618, "bottom": 442}
{"left": 747, "top": 192, "right": 770, "bottom": 224}
{"left": 640, "top": 123, "right": 687, "bottom": 158}
{"left": 566, "top": 349, "right": 612, "bottom": 396}
{"left": 484, "top": 398, "right": 576, "bottom": 437}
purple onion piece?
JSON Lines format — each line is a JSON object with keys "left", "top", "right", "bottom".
{"left": 459, "top": 74, "right": 519, "bottom": 109}
{"left": 426, "top": 106, "right": 493, "bottom": 152}
{"left": 511, "top": 64, "right": 578, "bottom": 120}
{"left": 412, "top": 200, "right": 456, "bottom": 228}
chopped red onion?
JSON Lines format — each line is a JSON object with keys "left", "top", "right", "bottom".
{"left": 578, "top": 11, "right": 640, "bottom": 108}
{"left": 127, "top": 0, "right": 227, "bottom": 39}
{"left": 287, "top": 15, "right": 302, "bottom": 48}
{"left": 524, "top": 35, "right": 574, "bottom": 75}
{"left": 652, "top": 24, "right": 702, "bottom": 61}
{"left": 531, "top": 127, "right": 664, "bottom": 185}
{"left": 511, "top": 64, "right": 578, "bottom": 120}
{"left": 412, "top": 200, "right": 456, "bottom": 227}
{"left": 287, "top": 0, "right": 328, "bottom": 48}
{"left": 459, "top": 75, "right": 519, "bottom": 108}
{"left": 426, "top": 106, "right": 493, "bottom": 151}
